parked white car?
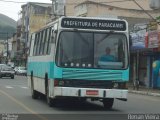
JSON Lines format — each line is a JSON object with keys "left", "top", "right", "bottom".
{"left": 15, "top": 67, "right": 27, "bottom": 76}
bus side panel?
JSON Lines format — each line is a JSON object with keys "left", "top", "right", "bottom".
{"left": 27, "top": 61, "right": 54, "bottom": 95}
{"left": 122, "top": 68, "right": 129, "bottom": 81}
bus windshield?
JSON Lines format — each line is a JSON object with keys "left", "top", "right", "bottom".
{"left": 56, "top": 31, "right": 128, "bottom": 69}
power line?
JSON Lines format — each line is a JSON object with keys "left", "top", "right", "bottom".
{"left": 0, "top": 0, "right": 52, "bottom": 4}
{"left": 0, "top": 0, "right": 25, "bottom": 3}
{"left": 0, "top": 0, "right": 157, "bottom": 32}
{"left": 97, "top": 0, "right": 133, "bottom": 4}
{"left": 132, "top": 0, "right": 157, "bottom": 22}
{"left": 51, "top": 0, "right": 149, "bottom": 5}
{"left": 0, "top": 0, "right": 138, "bottom": 4}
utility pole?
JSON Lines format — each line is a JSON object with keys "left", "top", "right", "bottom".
{"left": 6, "top": 32, "right": 8, "bottom": 59}
{"left": 52, "top": 0, "right": 54, "bottom": 16}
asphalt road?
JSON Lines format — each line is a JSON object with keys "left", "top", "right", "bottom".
{"left": 0, "top": 76, "right": 160, "bottom": 120}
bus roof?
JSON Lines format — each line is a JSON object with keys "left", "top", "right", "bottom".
{"left": 33, "top": 16, "right": 128, "bottom": 34}
{"left": 59, "top": 16, "right": 128, "bottom": 32}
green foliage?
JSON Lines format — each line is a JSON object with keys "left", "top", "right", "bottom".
{"left": 0, "top": 26, "right": 16, "bottom": 40}
{"left": 0, "top": 14, "right": 16, "bottom": 40}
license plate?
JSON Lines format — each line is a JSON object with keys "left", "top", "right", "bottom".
{"left": 86, "top": 90, "right": 98, "bottom": 95}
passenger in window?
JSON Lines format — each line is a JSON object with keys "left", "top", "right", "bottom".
{"left": 99, "top": 47, "right": 117, "bottom": 62}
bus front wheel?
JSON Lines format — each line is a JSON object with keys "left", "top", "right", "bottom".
{"left": 103, "top": 98, "right": 114, "bottom": 109}
{"left": 46, "top": 85, "right": 56, "bottom": 107}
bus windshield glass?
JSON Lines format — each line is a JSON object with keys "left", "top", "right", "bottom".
{"left": 56, "top": 31, "right": 128, "bottom": 69}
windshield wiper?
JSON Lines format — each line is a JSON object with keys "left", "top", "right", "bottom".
{"left": 97, "top": 31, "right": 114, "bottom": 44}
{"left": 76, "top": 32, "right": 89, "bottom": 45}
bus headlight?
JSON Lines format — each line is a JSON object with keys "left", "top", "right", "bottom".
{"left": 113, "top": 82, "right": 128, "bottom": 89}
{"left": 59, "top": 80, "right": 65, "bottom": 86}
{"left": 54, "top": 80, "right": 65, "bottom": 86}
{"left": 113, "top": 83, "right": 119, "bottom": 88}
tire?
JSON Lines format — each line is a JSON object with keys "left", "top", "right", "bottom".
{"left": 31, "top": 72, "right": 39, "bottom": 99}
{"left": 78, "top": 98, "right": 87, "bottom": 104}
{"left": 45, "top": 74, "right": 54, "bottom": 107}
{"left": 11, "top": 75, "right": 14, "bottom": 79}
{"left": 103, "top": 98, "right": 114, "bottom": 109}
{"left": 46, "top": 85, "right": 54, "bottom": 107}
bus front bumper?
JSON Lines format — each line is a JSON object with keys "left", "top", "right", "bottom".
{"left": 54, "top": 87, "right": 128, "bottom": 99}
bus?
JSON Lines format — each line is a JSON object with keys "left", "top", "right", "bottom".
{"left": 27, "top": 16, "right": 129, "bottom": 109}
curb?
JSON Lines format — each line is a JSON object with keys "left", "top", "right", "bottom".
{"left": 129, "top": 90, "right": 160, "bottom": 97}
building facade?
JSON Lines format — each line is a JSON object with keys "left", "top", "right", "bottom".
{"left": 19, "top": 2, "right": 52, "bottom": 66}
{"left": 0, "top": 41, "right": 5, "bottom": 63}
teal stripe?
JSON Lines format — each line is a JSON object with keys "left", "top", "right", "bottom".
{"left": 122, "top": 69, "right": 129, "bottom": 81}
{"left": 62, "top": 68, "right": 129, "bottom": 81}
{"left": 27, "top": 61, "right": 129, "bottom": 81}
{"left": 27, "top": 62, "right": 54, "bottom": 79}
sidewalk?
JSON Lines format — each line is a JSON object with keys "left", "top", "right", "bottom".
{"left": 128, "top": 86, "right": 160, "bottom": 97}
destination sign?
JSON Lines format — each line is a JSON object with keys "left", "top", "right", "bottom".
{"left": 61, "top": 18, "right": 126, "bottom": 31}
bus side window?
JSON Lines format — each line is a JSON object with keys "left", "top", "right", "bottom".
{"left": 38, "top": 31, "right": 43, "bottom": 55}
{"left": 39, "top": 30, "right": 46, "bottom": 55}
{"left": 35, "top": 33, "right": 40, "bottom": 55}
{"left": 29, "top": 33, "right": 35, "bottom": 56}
{"left": 42, "top": 29, "right": 47, "bottom": 55}
{"left": 33, "top": 34, "right": 38, "bottom": 56}
{"left": 51, "top": 27, "right": 57, "bottom": 44}
{"left": 46, "top": 27, "right": 52, "bottom": 54}
{"left": 44, "top": 28, "right": 49, "bottom": 55}
{"left": 29, "top": 35, "right": 32, "bottom": 56}
{"left": 53, "top": 23, "right": 58, "bottom": 44}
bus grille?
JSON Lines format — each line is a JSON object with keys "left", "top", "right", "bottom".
{"left": 62, "top": 69, "right": 122, "bottom": 80}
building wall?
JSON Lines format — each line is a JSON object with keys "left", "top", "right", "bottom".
{"left": 65, "top": 0, "right": 86, "bottom": 16}
{"left": 62, "top": 0, "right": 159, "bottom": 36}
{"left": 29, "top": 14, "right": 50, "bottom": 33}
{"left": 12, "top": 34, "right": 17, "bottom": 52}
{"left": 20, "top": 3, "right": 52, "bottom": 66}
{"left": 74, "top": 2, "right": 160, "bottom": 31}
{"left": 64, "top": 0, "right": 152, "bottom": 16}
{"left": 0, "top": 42, "right": 5, "bottom": 63}
{"left": 21, "top": 3, "right": 52, "bottom": 43}
{"left": 29, "top": 4, "right": 51, "bottom": 33}
{"left": 75, "top": 2, "right": 159, "bottom": 19}
{"left": 0, "top": 42, "right": 4, "bottom": 55}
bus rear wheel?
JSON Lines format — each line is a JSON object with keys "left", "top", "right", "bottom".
{"left": 31, "top": 82, "right": 39, "bottom": 99}
{"left": 31, "top": 73, "right": 39, "bottom": 99}
{"left": 103, "top": 98, "right": 114, "bottom": 109}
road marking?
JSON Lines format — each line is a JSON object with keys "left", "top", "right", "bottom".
{"left": 21, "top": 86, "right": 28, "bottom": 89}
{"left": 0, "top": 89, "right": 48, "bottom": 120}
{"left": 2, "top": 85, "right": 29, "bottom": 89}
{"left": 6, "top": 86, "right": 13, "bottom": 89}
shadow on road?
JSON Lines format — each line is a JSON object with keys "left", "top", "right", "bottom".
{"left": 55, "top": 101, "right": 120, "bottom": 112}
{"left": 37, "top": 96, "right": 120, "bottom": 112}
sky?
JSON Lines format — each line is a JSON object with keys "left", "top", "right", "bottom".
{"left": 0, "top": 0, "right": 52, "bottom": 21}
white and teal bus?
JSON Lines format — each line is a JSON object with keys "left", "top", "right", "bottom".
{"left": 27, "top": 16, "right": 129, "bottom": 109}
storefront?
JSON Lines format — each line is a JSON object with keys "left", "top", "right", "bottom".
{"left": 145, "top": 30, "right": 160, "bottom": 88}
{"left": 130, "top": 29, "right": 148, "bottom": 88}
